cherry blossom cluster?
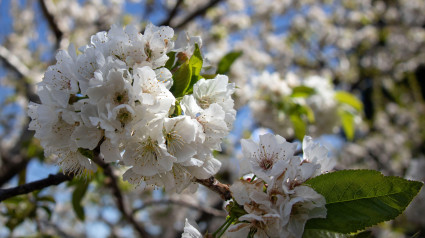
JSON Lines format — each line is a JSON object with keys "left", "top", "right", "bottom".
{"left": 225, "top": 133, "right": 335, "bottom": 238}
{"left": 250, "top": 72, "right": 347, "bottom": 138}
{"left": 28, "top": 23, "right": 236, "bottom": 192}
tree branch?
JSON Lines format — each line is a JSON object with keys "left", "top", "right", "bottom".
{"left": 133, "top": 197, "right": 226, "bottom": 218}
{"left": 38, "top": 0, "right": 64, "bottom": 47}
{"left": 195, "top": 176, "right": 232, "bottom": 201}
{"left": 159, "top": 0, "right": 184, "bottom": 26}
{"left": 173, "top": 0, "right": 223, "bottom": 29}
{"left": 0, "top": 151, "right": 31, "bottom": 187}
{"left": 0, "top": 45, "right": 32, "bottom": 79}
{"left": 0, "top": 173, "right": 73, "bottom": 202}
{"left": 91, "top": 152, "right": 150, "bottom": 238}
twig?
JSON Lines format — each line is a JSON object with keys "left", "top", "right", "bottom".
{"left": 0, "top": 45, "right": 32, "bottom": 79}
{"left": 0, "top": 151, "right": 31, "bottom": 187}
{"left": 195, "top": 176, "right": 232, "bottom": 201}
{"left": 0, "top": 173, "right": 73, "bottom": 202}
{"left": 91, "top": 152, "right": 150, "bottom": 238}
{"left": 133, "top": 197, "right": 226, "bottom": 217}
{"left": 173, "top": 0, "right": 223, "bottom": 29}
{"left": 160, "top": 0, "right": 184, "bottom": 26}
{"left": 0, "top": 45, "right": 40, "bottom": 103}
{"left": 38, "top": 0, "right": 63, "bottom": 47}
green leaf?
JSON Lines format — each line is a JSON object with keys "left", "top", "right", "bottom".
{"left": 216, "top": 51, "right": 243, "bottom": 75}
{"left": 305, "top": 170, "right": 423, "bottom": 234}
{"left": 291, "top": 86, "right": 316, "bottom": 98}
{"left": 339, "top": 109, "right": 355, "bottom": 140}
{"left": 37, "top": 196, "right": 56, "bottom": 203}
{"left": 290, "top": 114, "right": 306, "bottom": 140}
{"left": 78, "top": 148, "right": 94, "bottom": 160}
{"left": 335, "top": 92, "right": 363, "bottom": 111}
{"left": 170, "top": 60, "right": 192, "bottom": 98}
{"left": 72, "top": 182, "right": 89, "bottom": 221}
{"left": 165, "top": 51, "right": 176, "bottom": 70}
{"left": 303, "top": 230, "right": 351, "bottom": 238}
{"left": 189, "top": 44, "right": 203, "bottom": 76}
{"left": 40, "top": 205, "right": 53, "bottom": 220}
{"left": 299, "top": 105, "right": 315, "bottom": 123}
{"left": 303, "top": 230, "right": 372, "bottom": 238}
{"left": 186, "top": 44, "right": 204, "bottom": 94}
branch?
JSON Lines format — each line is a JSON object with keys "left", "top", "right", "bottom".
{"left": 0, "top": 151, "right": 31, "bottom": 187}
{"left": 0, "top": 173, "right": 73, "bottom": 202}
{"left": 91, "top": 152, "right": 150, "bottom": 238}
{"left": 133, "top": 197, "right": 226, "bottom": 218}
{"left": 159, "top": 0, "right": 184, "bottom": 26}
{"left": 0, "top": 45, "right": 32, "bottom": 79}
{"left": 195, "top": 176, "right": 232, "bottom": 201}
{"left": 38, "top": 0, "right": 63, "bottom": 47}
{"left": 173, "top": 0, "right": 223, "bottom": 29}
{"left": 0, "top": 45, "right": 41, "bottom": 103}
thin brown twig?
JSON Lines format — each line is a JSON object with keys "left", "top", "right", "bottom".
{"left": 195, "top": 176, "right": 232, "bottom": 201}
{"left": 173, "top": 0, "right": 223, "bottom": 29}
{"left": 0, "top": 151, "right": 31, "bottom": 187}
{"left": 133, "top": 197, "right": 226, "bottom": 217}
{"left": 0, "top": 45, "right": 31, "bottom": 79}
{"left": 91, "top": 151, "right": 150, "bottom": 238}
{"left": 160, "top": 0, "right": 184, "bottom": 26}
{"left": 38, "top": 0, "right": 63, "bottom": 47}
{"left": 0, "top": 173, "right": 73, "bottom": 202}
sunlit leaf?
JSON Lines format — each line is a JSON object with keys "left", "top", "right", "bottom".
{"left": 72, "top": 182, "right": 89, "bottom": 221}
{"left": 339, "top": 109, "right": 355, "bottom": 140}
{"left": 216, "top": 51, "right": 243, "bottom": 75}
{"left": 335, "top": 92, "right": 363, "bottom": 111}
{"left": 170, "top": 60, "right": 192, "bottom": 97}
{"left": 305, "top": 170, "right": 423, "bottom": 234}
{"left": 291, "top": 86, "right": 316, "bottom": 98}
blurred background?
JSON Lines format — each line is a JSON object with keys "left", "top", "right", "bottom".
{"left": 1, "top": 0, "right": 425, "bottom": 237}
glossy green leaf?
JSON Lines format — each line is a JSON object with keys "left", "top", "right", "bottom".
{"left": 291, "top": 86, "right": 316, "bottom": 98}
{"left": 216, "top": 51, "right": 243, "bottom": 75}
{"left": 165, "top": 51, "right": 176, "bottom": 70}
{"left": 335, "top": 92, "right": 363, "bottom": 111}
{"left": 72, "top": 182, "right": 89, "bottom": 221}
{"left": 186, "top": 44, "right": 204, "bottom": 94}
{"left": 170, "top": 60, "right": 192, "bottom": 98}
{"left": 305, "top": 170, "right": 423, "bottom": 234}
{"left": 339, "top": 109, "right": 355, "bottom": 140}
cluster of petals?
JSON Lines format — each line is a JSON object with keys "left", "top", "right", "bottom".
{"left": 226, "top": 133, "right": 335, "bottom": 238}
{"left": 250, "top": 71, "right": 341, "bottom": 138}
{"left": 28, "top": 23, "right": 235, "bottom": 192}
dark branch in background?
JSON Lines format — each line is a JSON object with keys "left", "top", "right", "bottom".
{"left": 0, "top": 151, "right": 31, "bottom": 187}
{"left": 0, "top": 173, "right": 73, "bottom": 202}
{"left": 38, "top": 0, "right": 63, "bottom": 47}
{"left": 0, "top": 45, "right": 40, "bottom": 103}
{"left": 173, "top": 0, "right": 223, "bottom": 29}
{"left": 133, "top": 197, "right": 226, "bottom": 218}
{"left": 159, "top": 0, "right": 184, "bottom": 26}
{"left": 91, "top": 151, "right": 150, "bottom": 238}
{"left": 195, "top": 177, "right": 232, "bottom": 201}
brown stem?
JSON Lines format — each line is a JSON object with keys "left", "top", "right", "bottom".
{"left": 195, "top": 176, "right": 232, "bottom": 201}
{"left": 0, "top": 173, "right": 73, "bottom": 202}
{"left": 91, "top": 151, "right": 150, "bottom": 238}
{"left": 133, "top": 197, "right": 226, "bottom": 217}
{"left": 173, "top": 0, "right": 223, "bottom": 29}
{"left": 160, "top": 0, "right": 184, "bottom": 26}
{"left": 38, "top": 0, "right": 63, "bottom": 47}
